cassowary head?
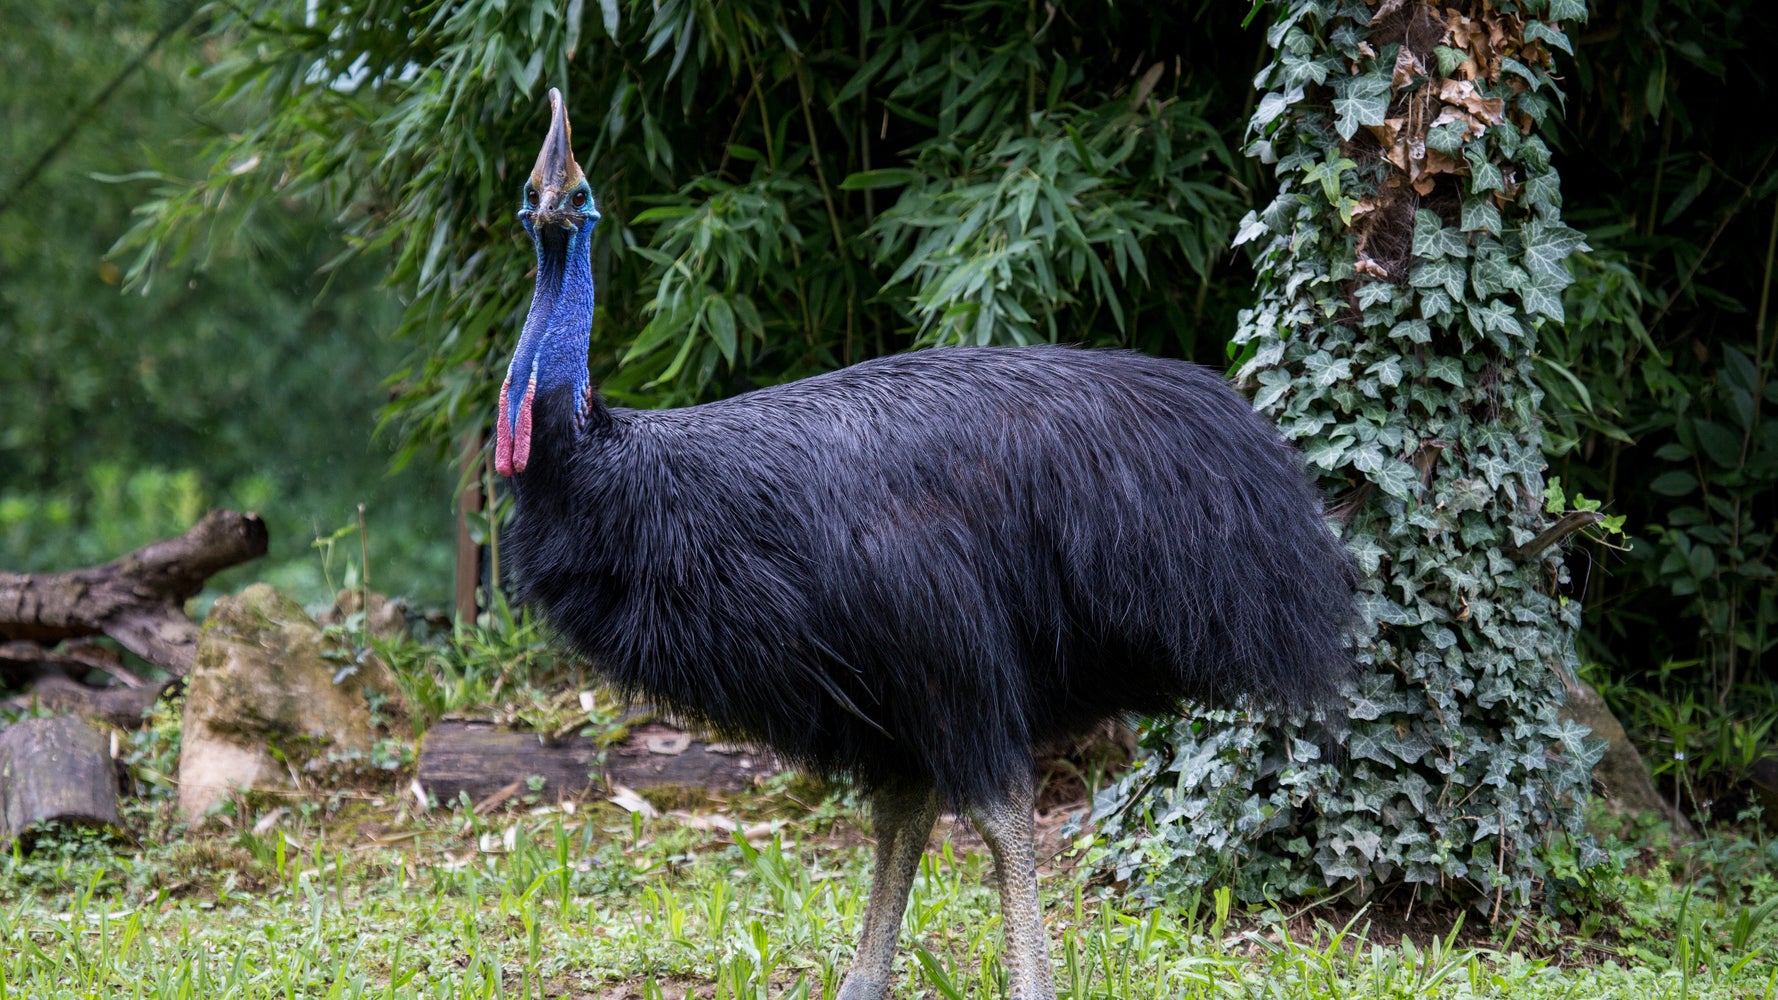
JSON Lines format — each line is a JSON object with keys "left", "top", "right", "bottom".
{"left": 497, "top": 86, "right": 600, "bottom": 476}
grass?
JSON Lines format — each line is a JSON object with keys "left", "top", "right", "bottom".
{"left": 4, "top": 617, "right": 1775, "bottom": 999}
{"left": 4, "top": 785, "right": 1776, "bottom": 999}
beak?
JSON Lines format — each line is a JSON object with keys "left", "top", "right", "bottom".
{"left": 528, "top": 87, "right": 590, "bottom": 227}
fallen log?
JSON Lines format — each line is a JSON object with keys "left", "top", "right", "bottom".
{"left": 0, "top": 510, "right": 266, "bottom": 725}
{"left": 417, "top": 719, "right": 781, "bottom": 807}
{"left": 0, "top": 715, "right": 124, "bottom": 850}
{"left": 1, "top": 509, "right": 267, "bottom": 675}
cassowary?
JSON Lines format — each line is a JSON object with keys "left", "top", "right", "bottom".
{"left": 497, "top": 88, "right": 1354, "bottom": 1000}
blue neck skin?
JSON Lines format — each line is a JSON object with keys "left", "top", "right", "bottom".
{"left": 504, "top": 212, "right": 597, "bottom": 434}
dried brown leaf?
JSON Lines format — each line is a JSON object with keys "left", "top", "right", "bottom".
{"left": 1437, "top": 79, "right": 1505, "bottom": 125}
{"left": 1392, "top": 46, "right": 1426, "bottom": 90}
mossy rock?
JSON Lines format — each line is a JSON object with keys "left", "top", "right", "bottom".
{"left": 177, "top": 584, "right": 408, "bottom": 822}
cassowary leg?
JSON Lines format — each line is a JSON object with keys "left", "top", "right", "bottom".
{"left": 835, "top": 780, "right": 940, "bottom": 1000}
{"left": 967, "top": 774, "right": 1055, "bottom": 1000}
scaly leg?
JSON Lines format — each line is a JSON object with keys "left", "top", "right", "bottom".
{"left": 835, "top": 780, "right": 941, "bottom": 1000}
{"left": 967, "top": 773, "right": 1055, "bottom": 1000}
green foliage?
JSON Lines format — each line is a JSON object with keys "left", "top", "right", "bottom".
{"left": 1594, "top": 662, "right": 1778, "bottom": 818}
{"left": 121, "top": 0, "right": 1263, "bottom": 460}
{"left": 0, "top": 0, "right": 454, "bottom": 605}
{"left": 1097, "top": 0, "right": 1601, "bottom": 911}
{"left": 1529, "top": 0, "right": 1778, "bottom": 818}
{"left": 374, "top": 598, "right": 605, "bottom": 735}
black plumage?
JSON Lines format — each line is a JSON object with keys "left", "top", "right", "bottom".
{"left": 506, "top": 345, "right": 1355, "bottom": 809}
{"left": 498, "top": 88, "right": 1354, "bottom": 1000}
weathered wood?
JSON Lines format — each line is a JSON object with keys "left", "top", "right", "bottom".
{"left": 417, "top": 719, "right": 781, "bottom": 806}
{"left": 3, "top": 669, "right": 172, "bottom": 729}
{"left": 0, "top": 639, "right": 147, "bottom": 688}
{"left": 0, "top": 715, "right": 123, "bottom": 849}
{"left": 0, "top": 509, "right": 267, "bottom": 677}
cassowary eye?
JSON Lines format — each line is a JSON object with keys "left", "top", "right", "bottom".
{"left": 525, "top": 186, "right": 538, "bottom": 207}
{"left": 571, "top": 189, "right": 589, "bottom": 210}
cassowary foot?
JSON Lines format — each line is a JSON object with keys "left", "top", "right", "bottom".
{"left": 832, "top": 975, "right": 887, "bottom": 1000}
{"left": 836, "top": 780, "right": 940, "bottom": 1000}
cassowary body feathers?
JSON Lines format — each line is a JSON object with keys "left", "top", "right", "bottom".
{"left": 505, "top": 345, "right": 1354, "bottom": 809}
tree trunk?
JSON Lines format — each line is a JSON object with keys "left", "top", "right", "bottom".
{"left": 0, "top": 715, "right": 123, "bottom": 850}
{"left": 1102, "top": 0, "right": 1599, "bottom": 912}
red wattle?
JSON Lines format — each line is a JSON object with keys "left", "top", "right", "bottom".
{"left": 495, "top": 379, "right": 515, "bottom": 476}
{"left": 512, "top": 380, "right": 535, "bottom": 473}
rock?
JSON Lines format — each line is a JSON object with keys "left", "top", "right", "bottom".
{"left": 177, "top": 584, "right": 408, "bottom": 822}
{"left": 1562, "top": 679, "right": 1695, "bottom": 836}
{"left": 1749, "top": 757, "right": 1778, "bottom": 833}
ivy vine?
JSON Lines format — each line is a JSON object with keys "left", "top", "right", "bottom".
{"left": 1095, "top": 0, "right": 1606, "bottom": 912}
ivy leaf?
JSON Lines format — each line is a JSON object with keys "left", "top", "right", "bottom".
{"left": 1466, "top": 146, "right": 1504, "bottom": 194}
{"left": 1500, "top": 57, "right": 1544, "bottom": 91}
{"left": 1331, "top": 71, "right": 1391, "bottom": 140}
{"left": 1367, "top": 355, "right": 1404, "bottom": 386}
{"left": 1522, "top": 171, "right": 1563, "bottom": 218}
{"left": 1425, "top": 356, "right": 1465, "bottom": 387}
{"left": 1349, "top": 442, "right": 1385, "bottom": 473}
{"left": 1521, "top": 218, "right": 1588, "bottom": 278}
{"left": 1475, "top": 450, "right": 1510, "bottom": 489}
{"left": 1413, "top": 209, "right": 1470, "bottom": 260}
{"left": 1541, "top": 718, "right": 1596, "bottom": 762}
{"left": 1233, "top": 210, "right": 1272, "bottom": 247}
{"left": 1375, "top": 459, "right": 1420, "bottom": 499}
{"left": 1253, "top": 368, "right": 1294, "bottom": 409}
{"left": 1546, "top": 0, "right": 1588, "bottom": 21}
{"left": 1410, "top": 258, "right": 1466, "bottom": 301}
{"left": 1319, "top": 850, "right": 1367, "bottom": 881}
{"left": 1302, "top": 156, "right": 1359, "bottom": 220}
{"left": 1281, "top": 46, "right": 1331, "bottom": 87}
{"left": 1385, "top": 729, "right": 1434, "bottom": 764}
{"left": 1525, "top": 21, "right": 1574, "bottom": 55}
{"left": 1389, "top": 318, "right": 1432, "bottom": 343}
{"left": 1252, "top": 89, "right": 1296, "bottom": 131}
{"left": 1420, "top": 288, "right": 1455, "bottom": 323}
{"left": 1304, "top": 350, "right": 1354, "bottom": 386}
{"left": 1356, "top": 281, "right": 1399, "bottom": 309}
{"left": 1462, "top": 196, "right": 1502, "bottom": 235}
{"left": 1468, "top": 299, "right": 1523, "bottom": 338}
{"left": 1350, "top": 726, "right": 1394, "bottom": 765}
{"left": 1445, "top": 477, "right": 1494, "bottom": 512}
{"left": 1470, "top": 249, "right": 1526, "bottom": 299}
{"left": 1433, "top": 45, "right": 1470, "bottom": 76}
{"left": 1519, "top": 270, "right": 1569, "bottom": 322}
{"left": 1302, "top": 436, "right": 1350, "bottom": 470}
{"left": 1426, "top": 120, "right": 1468, "bottom": 156}
{"left": 1348, "top": 536, "right": 1387, "bottom": 576}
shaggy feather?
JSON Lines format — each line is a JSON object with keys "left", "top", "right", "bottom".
{"left": 503, "top": 345, "right": 1355, "bottom": 810}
